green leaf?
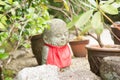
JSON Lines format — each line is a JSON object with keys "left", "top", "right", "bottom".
{"left": 4, "top": 4, "right": 11, "bottom": 10}
{"left": 112, "top": 2, "right": 120, "bottom": 8}
{"left": 22, "top": 43, "right": 31, "bottom": 48}
{"left": 100, "top": 4, "right": 118, "bottom": 15}
{"left": 100, "top": 0, "right": 114, "bottom": 4}
{"left": 79, "top": 1, "right": 95, "bottom": 9}
{"left": 0, "top": 14, "right": 7, "bottom": 25}
{"left": 95, "top": 23, "right": 104, "bottom": 35}
{"left": 91, "top": 12, "right": 101, "bottom": 28}
{"left": 91, "top": 12, "right": 103, "bottom": 34}
{"left": 88, "top": 0, "right": 96, "bottom": 7}
{"left": 106, "top": 0, "right": 114, "bottom": 4}
{"left": 0, "top": 49, "right": 5, "bottom": 53}
{"left": 80, "top": 22, "right": 92, "bottom": 35}
{"left": 0, "top": 53, "right": 9, "bottom": 60}
{"left": 5, "top": 77, "right": 13, "bottom": 80}
{"left": 0, "top": 1, "right": 6, "bottom": 5}
{"left": 11, "top": 9, "right": 16, "bottom": 16}
{"left": 0, "top": 7, "right": 2, "bottom": 10}
{"left": 27, "top": 7, "right": 35, "bottom": 14}
{"left": 75, "top": 10, "right": 93, "bottom": 28}
{"left": 8, "top": 0, "right": 13, "bottom": 4}
{"left": 67, "top": 15, "right": 81, "bottom": 29}
{"left": 63, "top": 0, "right": 69, "bottom": 11}
{"left": 116, "top": 0, "right": 120, "bottom": 3}
{"left": 0, "top": 22, "right": 6, "bottom": 30}
{"left": 13, "top": 1, "right": 20, "bottom": 7}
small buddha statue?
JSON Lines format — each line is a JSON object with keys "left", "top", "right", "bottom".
{"left": 41, "top": 19, "right": 72, "bottom": 68}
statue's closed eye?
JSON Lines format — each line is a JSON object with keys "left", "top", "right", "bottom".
{"left": 56, "top": 34, "right": 62, "bottom": 37}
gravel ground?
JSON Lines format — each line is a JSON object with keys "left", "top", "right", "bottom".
{"left": 5, "top": 51, "right": 89, "bottom": 73}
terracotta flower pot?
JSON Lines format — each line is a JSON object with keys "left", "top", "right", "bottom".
{"left": 69, "top": 40, "right": 89, "bottom": 57}
{"left": 86, "top": 45, "right": 120, "bottom": 76}
{"left": 111, "top": 22, "right": 120, "bottom": 44}
{"left": 30, "top": 34, "right": 44, "bottom": 65}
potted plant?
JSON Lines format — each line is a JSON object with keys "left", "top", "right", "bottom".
{"left": 69, "top": 36, "right": 89, "bottom": 57}
{"left": 67, "top": 21, "right": 90, "bottom": 57}
{"left": 66, "top": 6, "right": 91, "bottom": 57}
{"left": 111, "top": 21, "right": 120, "bottom": 44}
{"left": 71, "top": 0, "right": 120, "bottom": 76}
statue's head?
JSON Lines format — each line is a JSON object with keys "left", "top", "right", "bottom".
{"left": 43, "top": 19, "right": 69, "bottom": 46}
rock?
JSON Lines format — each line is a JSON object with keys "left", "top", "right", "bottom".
{"left": 14, "top": 65, "right": 60, "bottom": 80}
{"left": 10, "top": 50, "right": 26, "bottom": 59}
{"left": 100, "top": 56, "right": 120, "bottom": 80}
{"left": 59, "top": 70, "right": 101, "bottom": 80}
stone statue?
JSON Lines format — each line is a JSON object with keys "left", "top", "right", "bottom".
{"left": 41, "top": 19, "right": 72, "bottom": 68}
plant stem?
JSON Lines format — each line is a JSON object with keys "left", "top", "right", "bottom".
{"left": 94, "top": 0, "right": 104, "bottom": 47}
{"left": 88, "top": 32, "right": 103, "bottom": 47}
{"left": 97, "top": 34, "right": 103, "bottom": 47}
{"left": 96, "top": 0, "right": 120, "bottom": 46}
{"left": 47, "top": 5, "right": 72, "bottom": 20}
{"left": 74, "top": 26, "right": 79, "bottom": 37}
{"left": 14, "top": 20, "right": 29, "bottom": 52}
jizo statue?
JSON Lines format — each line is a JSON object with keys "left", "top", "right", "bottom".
{"left": 41, "top": 19, "right": 72, "bottom": 68}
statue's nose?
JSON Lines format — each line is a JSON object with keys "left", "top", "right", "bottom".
{"left": 61, "top": 35, "right": 66, "bottom": 40}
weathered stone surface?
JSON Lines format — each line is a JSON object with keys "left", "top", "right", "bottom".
{"left": 43, "top": 18, "right": 69, "bottom": 46}
{"left": 59, "top": 70, "right": 101, "bottom": 80}
{"left": 100, "top": 56, "right": 120, "bottom": 80}
{"left": 14, "top": 65, "right": 59, "bottom": 80}
{"left": 59, "top": 58, "right": 101, "bottom": 80}
{"left": 14, "top": 58, "right": 101, "bottom": 80}
{"left": 41, "top": 19, "right": 72, "bottom": 68}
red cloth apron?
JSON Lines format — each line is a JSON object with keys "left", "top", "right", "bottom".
{"left": 45, "top": 44, "right": 71, "bottom": 68}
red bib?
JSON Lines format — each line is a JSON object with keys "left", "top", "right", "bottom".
{"left": 45, "top": 44, "right": 71, "bottom": 68}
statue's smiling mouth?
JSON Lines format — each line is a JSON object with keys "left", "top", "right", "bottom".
{"left": 60, "top": 41, "right": 66, "bottom": 45}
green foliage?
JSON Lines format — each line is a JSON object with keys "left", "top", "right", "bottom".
{"left": 66, "top": 0, "right": 119, "bottom": 47}
{"left": 0, "top": 0, "right": 50, "bottom": 52}
{"left": 100, "top": 4, "right": 118, "bottom": 15}
{"left": 67, "top": 14, "right": 82, "bottom": 29}
{"left": 67, "top": 10, "right": 93, "bottom": 35}
{"left": 80, "top": 0, "right": 118, "bottom": 34}
{"left": 0, "top": 48, "right": 9, "bottom": 60}
{"left": 5, "top": 77, "right": 13, "bottom": 80}
{"left": 3, "top": 69, "right": 15, "bottom": 80}
{"left": 68, "top": 0, "right": 119, "bottom": 36}
{"left": 91, "top": 12, "right": 104, "bottom": 34}
{"left": 75, "top": 10, "right": 93, "bottom": 28}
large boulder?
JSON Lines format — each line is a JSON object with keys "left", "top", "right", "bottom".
{"left": 100, "top": 56, "right": 120, "bottom": 80}
{"left": 14, "top": 65, "right": 59, "bottom": 80}
{"left": 59, "top": 70, "right": 101, "bottom": 80}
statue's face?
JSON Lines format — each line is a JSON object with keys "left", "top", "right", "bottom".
{"left": 43, "top": 19, "right": 69, "bottom": 46}
{"left": 49, "top": 30, "right": 69, "bottom": 46}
